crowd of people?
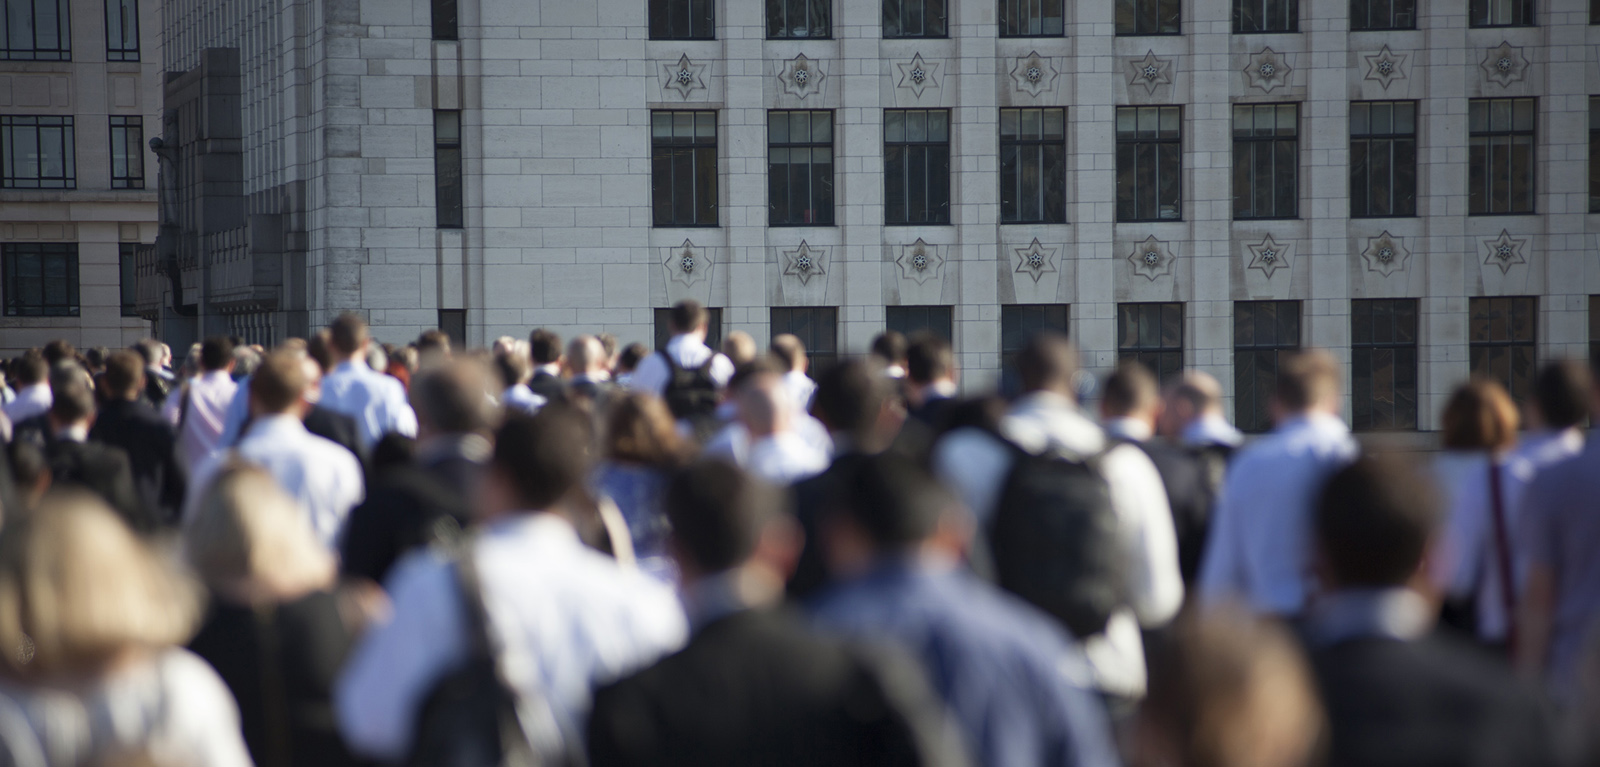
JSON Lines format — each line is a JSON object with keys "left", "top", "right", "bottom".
{"left": 0, "top": 298, "right": 1594, "bottom": 766}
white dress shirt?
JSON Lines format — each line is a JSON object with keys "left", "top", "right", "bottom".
{"left": 741, "top": 431, "right": 830, "bottom": 486}
{"left": 627, "top": 335, "right": 735, "bottom": 397}
{"left": 1198, "top": 412, "right": 1359, "bottom": 616}
{"left": 932, "top": 391, "right": 1185, "bottom": 699}
{"left": 319, "top": 358, "right": 418, "bottom": 449}
{"left": 1431, "top": 452, "right": 1534, "bottom": 641}
{"left": 335, "top": 513, "right": 687, "bottom": 762}
{"left": 174, "top": 370, "right": 239, "bottom": 473}
{"left": 1, "top": 382, "right": 50, "bottom": 424}
{"left": 186, "top": 414, "right": 365, "bottom": 547}
{"left": 1179, "top": 414, "right": 1244, "bottom": 449}
{"left": 503, "top": 383, "right": 547, "bottom": 414}
{"left": 781, "top": 370, "right": 817, "bottom": 413}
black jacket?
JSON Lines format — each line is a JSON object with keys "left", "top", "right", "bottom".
{"left": 89, "top": 398, "right": 186, "bottom": 526}
{"left": 787, "top": 451, "right": 873, "bottom": 601}
{"left": 304, "top": 405, "right": 365, "bottom": 467}
{"left": 528, "top": 370, "right": 567, "bottom": 404}
{"left": 46, "top": 439, "right": 155, "bottom": 533}
{"left": 588, "top": 608, "right": 965, "bottom": 767}
{"left": 1124, "top": 439, "right": 1216, "bottom": 585}
{"left": 339, "top": 439, "right": 484, "bottom": 584}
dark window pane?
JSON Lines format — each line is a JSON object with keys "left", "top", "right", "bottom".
{"left": 1469, "top": 296, "right": 1538, "bottom": 408}
{"left": 432, "top": 0, "right": 457, "bottom": 39}
{"left": 1000, "top": 304, "right": 1069, "bottom": 395}
{"left": 105, "top": 0, "right": 139, "bottom": 60}
{"left": 2, "top": 0, "right": 72, "bottom": 60}
{"left": 1234, "top": 301, "right": 1300, "bottom": 432}
{"left": 999, "top": 0, "right": 1065, "bottom": 36}
{"left": 1351, "top": 298, "right": 1419, "bottom": 431}
{"left": 1469, "top": 98, "right": 1536, "bottom": 215}
{"left": 653, "top": 110, "right": 718, "bottom": 227}
{"left": 119, "top": 243, "right": 138, "bottom": 316}
{"left": 109, "top": 116, "right": 144, "bottom": 189}
{"left": 434, "top": 111, "right": 463, "bottom": 228}
{"left": 1471, "top": 0, "right": 1534, "bottom": 26}
{"left": 886, "top": 305, "right": 953, "bottom": 343}
{"left": 769, "top": 0, "right": 830, "bottom": 38}
{"left": 652, "top": 0, "right": 715, "bottom": 38}
{"left": 886, "top": 110, "right": 950, "bottom": 225}
{"left": 885, "top": 0, "right": 946, "bottom": 36}
{"left": 1, "top": 115, "right": 75, "bottom": 189}
{"left": 1116, "top": 106, "right": 1183, "bottom": 222}
{"left": 1116, "top": 0, "right": 1180, "bottom": 33}
{"left": 999, "top": 108, "right": 1067, "bottom": 224}
{"left": 773, "top": 307, "right": 839, "bottom": 376}
{"left": 3, "top": 242, "right": 79, "bottom": 316}
{"left": 1233, "top": 0, "right": 1296, "bottom": 31}
{"left": 1117, "top": 302, "right": 1183, "bottom": 387}
{"left": 656, "top": 307, "right": 723, "bottom": 351}
{"left": 1351, "top": 0, "right": 1415, "bottom": 29}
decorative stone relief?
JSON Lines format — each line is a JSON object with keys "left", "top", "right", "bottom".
{"left": 1363, "top": 46, "right": 1407, "bottom": 90}
{"left": 1128, "top": 235, "right": 1175, "bottom": 281}
{"left": 1245, "top": 235, "right": 1292, "bottom": 279}
{"left": 895, "top": 238, "right": 945, "bottom": 285}
{"left": 662, "top": 55, "right": 707, "bottom": 100}
{"left": 1009, "top": 51, "right": 1059, "bottom": 98}
{"left": 782, "top": 241, "right": 826, "bottom": 285}
{"left": 895, "top": 53, "right": 941, "bottom": 99}
{"left": 663, "top": 239, "right": 712, "bottom": 287}
{"left": 1243, "top": 48, "right": 1293, "bottom": 93}
{"left": 1013, "top": 239, "right": 1057, "bottom": 284}
{"left": 779, "top": 54, "right": 826, "bottom": 99}
{"left": 1481, "top": 41, "right": 1528, "bottom": 88}
{"left": 1483, "top": 230, "right": 1527, "bottom": 275}
{"left": 1128, "top": 50, "right": 1173, "bottom": 96}
{"left": 1359, "top": 231, "right": 1411, "bottom": 278}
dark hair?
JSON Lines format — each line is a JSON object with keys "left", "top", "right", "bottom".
{"left": 665, "top": 460, "right": 777, "bottom": 573}
{"left": 812, "top": 359, "right": 893, "bottom": 442}
{"left": 1440, "top": 379, "right": 1518, "bottom": 452}
{"left": 1017, "top": 332, "right": 1077, "bottom": 393}
{"left": 769, "top": 335, "right": 806, "bottom": 373}
{"left": 870, "top": 331, "right": 908, "bottom": 366}
{"left": 1102, "top": 361, "right": 1159, "bottom": 417}
{"left": 411, "top": 363, "right": 493, "bottom": 434}
{"left": 84, "top": 347, "right": 109, "bottom": 372}
{"left": 329, "top": 313, "right": 369, "bottom": 356}
{"left": 493, "top": 351, "right": 530, "bottom": 389}
{"left": 528, "top": 329, "right": 562, "bottom": 365}
{"left": 199, "top": 337, "right": 235, "bottom": 372}
{"left": 617, "top": 343, "right": 649, "bottom": 374}
{"left": 669, "top": 300, "right": 708, "bottom": 335}
{"left": 1315, "top": 456, "right": 1439, "bottom": 588}
{"left": 250, "top": 352, "right": 309, "bottom": 414}
{"left": 905, "top": 333, "right": 953, "bottom": 386}
{"left": 416, "top": 329, "right": 451, "bottom": 355}
{"left": 41, "top": 340, "right": 76, "bottom": 367}
{"left": 103, "top": 351, "right": 145, "bottom": 398}
{"left": 828, "top": 453, "right": 954, "bottom": 549}
{"left": 493, "top": 406, "right": 593, "bottom": 511}
{"left": 12, "top": 353, "right": 48, "bottom": 387}
{"left": 48, "top": 364, "right": 95, "bottom": 424}
{"left": 135, "top": 339, "right": 163, "bottom": 367}
{"left": 1532, "top": 360, "right": 1590, "bottom": 430}
{"left": 7, "top": 441, "right": 48, "bottom": 499}
{"left": 1274, "top": 349, "right": 1340, "bottom": 412}
{"left": 306, "top": 330, "right": 335, "bottom": 373}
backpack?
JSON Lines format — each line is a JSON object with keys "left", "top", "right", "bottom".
{"left": 987, "top": 441, "right": 1128, "bottom": 639}
{"left": 658, "top": 352, "right": 720, "bottom": 442}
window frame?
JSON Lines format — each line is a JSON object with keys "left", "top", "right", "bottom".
{"left": 1, "top": 0, "right": 72, "bottom": 61}
{"left": 1350, "top": 0, "right": 1415, "bottom": 30}
{"left": 1232, "top": 300, "right": 1302, "bottom": 434}
{"left": 434, "top": 110, "right": 463, "bottom": 229}
{"left": 884, "top": 0, "right": 948, "bottom": 38}
{"left": 1232, "top": 0, "right": 1297, "bottom": 32}
{"left": 1468, "top": 97, "right": 1537, "bottom": 216}
{"left": 109, "top": 115, "right": 144, "bottom": 190}
{"left": 0, "top": 115, "right": 76, "bottom": 190}
{"left": 1590, "top": 295, "right": 1600, "bottom": 366}
{"left": 3, "top": 242, "right": 79, "bottom": 317}
{"left": 770, "top": 306, "right": 839, "bottom": 376}
{"left": 768, "top": 0, "right": 830, "bottom": 39}
{"left": 886, "top": 305, "right": 954, "bottom": 344}
{"left": 1469, "top": 296, "right": 1539, "bottom": 407}
{"left": 1590, "top": 97, "right": 1599, "bottom": 214}
{"left": 119, "top": 242, "right": 138, "bottom": 317}
{"left": 1115, "top": 0, "right": 1180, "bottom": 35}
{"left": 1470, "top": 0, "right": 1534, "bottom": 27}
{"left": 998, "top": 0, "right": 1064, "bottom": 37}
{"left": 1116, "top": 105, "right": 1183, "bottom": 222}
{"left": 438, "top": 309, "right": 466, "bottom": 348}
{"left": 650, "top": 0, "right": 715, "bottom": 40}
{"left": 768, "top": 110, "right": 835, "bottom": 227}
{"left": 654, "top": 307, "right": 724, "bottom": 351}
{"left": 884, "top": 109, "right": 952, "bottom": 226}
{"left": 1232, "top": 103, "right": 1299, "bottom": 220}
{"left": 652, "top": 110, "right": 720, "bottom": 228}
{"left": 1117, "top": 302, "right": 1184, "bottom": 387}
{"left": 1001, "top": 304, "right": 1070, "bottom": 396}
{"left": 104, "top": 0, "right": 137, "bottom": 60}
{"left": 999, "top": 107, "right": 1067, "bottom": 225}
{"left": 1350, "top": 298, "right": 1420, "bottom": 432}
{"left": 1349, "top": 100, "right": 1417, "bottom": 219}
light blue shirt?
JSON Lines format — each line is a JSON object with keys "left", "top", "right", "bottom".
{"left": 318, "top": 358, "right": 418, "bottom": 449}
{"left": 1199, "top": 412, "right": 1359, "bottom": 616}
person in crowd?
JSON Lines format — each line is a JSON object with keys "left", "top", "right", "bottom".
{"left": 186, "top": 464, "right": 376, "bottom": 767}
{"left": 496, "top": 345, "right": 545, "bottom": 414}
{"left": 933, "top": 333, "right": 1183, "bottom": 704}
{"left": 871, "top": 331, "right": 909, "bottom": 380}
{"left": 218, "top": 339, "right": 364, "bottom": 467}
{"left": 0, "top": 358, "right": 15, "bottom": 406}
{"left": 136, "top": 338, "right": 175, "bottom": 408}
{"left": 1158, "top": 370, "right": 1243, "bottom": 452}
{"left": 565, "top": 334, "right": 616, "bottom": 406}
{"left": 89, "top": 351, "right": 187, "bottom": 526}
{"left": 335, "top": 407, "right": 687, "bottom": 762}
{"left": 597, "top": 333, "right": 620, "bottom": 375}
{"left": 1308, "top": 457, "right": 1557, "bottom": 767}
{"left": 342, "top": 361, "right": 495, "bottom": 585}
{"left": 83, "top": 346, "right": 109, "bottom": 380}
{"left": 629, "top": 301, "right": 735, "bottom": 438}
{"left": 3, "top": 352, "right": 50, "bottom": 425}
{"left": 594, "top": 392, "right": 690, "bottom": 583}
{"left": 383, "top": 343, "right": 417, "bottom": 389}
{"left": 415, "top": 329, "right": 453, "bottom": 371}
{"left": 811, "top": 454, "right": 1120, "bottom": 767}
{"left": 770, "top": 334, "right": 817, "bottom": 412}
{"left": 903, "top": 333, "right": 958, "bottom": 429}
{"left": 188, "top": 350, "right": 364, "bottom": 548}
{"left": 589, "top": 460, "right": 965, "bottom": 767}
{"left": 171, "top": 336, "right": 239, "bottom": 473}
{"left": 0, "top": 491, "right": 252, "bottom": 767}
{"left": 41, "top": 363, "right": 152, "bottom": 533}
{"left": 1199, "top": 349, "right": 1358, "bottom": 617}
{"left": 320, "top": 313, "right": 418, "bottom": 449}
{"left": 232, "top": 344, "right": 263, "bottom": 381}
{"left": 1102, "top": 362, "right": 1216, "bottom": 586}
{"left": 614, "top": 342, "right": 649, "bottom": 388}
{"left": 40, "top": 339, "right": 76, "bottom": 368}
{"left": 1515, "top": 360, "right": 1589, "bottom": 468}
{"left": 722, "top": 331, "right": 760, "bottom": 370}
{"left": 1133, "top": 608, "right": 1323, "bottom": 767}
{"left": 713, "top": 364, "right": 829, "bottom": 486}
{"left": 528, "top": 328, "right": 568, "bottom": 403}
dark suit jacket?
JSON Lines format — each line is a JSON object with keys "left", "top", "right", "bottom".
{"left": 1125, "top": 439, "right": 1215, "bottom": 585}
{"left": 588, "top": 608, "right": 963, "bottom": 767}
{"left": 340, "top": 444, "right": 482, "bottom": 585}
{"left": 304, "top": 404, "right": 365, "bottom": 467}
{"left": 47, "top": 439, "right": 155, "bottom": 533}
{"left": 787, "top": 451, "right": 873, "bottom": 601}
{"left": 528, "top": 370, "right": 567, "bottom": 404}
{"left": 143, "top": 372, "right": 172, "bottom": 411}
{"left": 1311, "top": 634, "right": 1558, "bottom": 767}
{"left": 89, "top": 398, "right": 186, "bottom": 526}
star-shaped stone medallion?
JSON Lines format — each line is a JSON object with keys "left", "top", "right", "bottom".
{"left": 1363, "top": 46, "right": 1408, "bottom": 90}
{"left": 780, "top": 54, "right": 826, "bottom": 99}
{"left": 1246, "top": 235, "right": 1293, "bottom": 279}
{"left": 896, "top": 53, "right": 941, "bottom": 99}
{"left": 894, "top": 239, "right": 945, "bottom": 285}
{"left": 1243, "top": 48, "right": 1293, "bottom": 93}
{"left": 783, "top": 241, "right": 827, "bottom": 285}
{"left": 1128, "top": 236, "right": 1176, "bottom": 281}
{"left": 1480, "top": 41, "right": 1529, "bottom": 88}
{"left": 662, "top": 55, "right": 707, "bottom": 100}
{"left": 1359, "top": 231, "right": 1411, "bottom": 278}
{"left": 663, "top": 239, "right": 712, "bottom": 288}
{"left": 1128, "top": 50, "right": 1173, "bottom": 96}
{"left": 1013, "top": 239, "right": 1057, "bottom": 284}
{"left": 1482, "top": 230, "right": 1527, "bottom": 275}
{"left": 1009, "top": 52, "right": 1058, "bottom": 98}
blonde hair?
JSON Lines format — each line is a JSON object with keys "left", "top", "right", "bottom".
{"left": 0, "top": 491, "right": 200, "bottom": 678}
{"left": 184, "top": 463, "right": 335, "bottom": 601}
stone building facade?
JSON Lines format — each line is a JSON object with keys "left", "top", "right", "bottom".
{"left": 146, "top": 0, "right": 1600, "bottom": 432}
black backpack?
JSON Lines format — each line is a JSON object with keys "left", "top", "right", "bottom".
{"left": 658, "top": 352, "right": 720, "bottom": 441}
{"left": 987, "top": 441, "right": 1128, "bottom": 639}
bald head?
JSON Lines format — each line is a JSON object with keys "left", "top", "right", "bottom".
{"left": 566, "top": 335, "right": 606, "bottom": 377}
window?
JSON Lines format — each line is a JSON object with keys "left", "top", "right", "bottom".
{"left": 651, "top": 0, "right": 714, "bottom": 39}
{"left": 653, "top": 111, "right": 718, "bottom": 228}
{"left": 105, "top": 0, "right": 137, "bottom": 60}
{"left": 1471, "top": 0, "right": 1532, "bottom": 26}
{"left": 884, "top": 0, "right": 946, "bottom": 37}
{"left": 1233, "top": 104, "right": 1298, "bottom": 220}
{"left": 1001, "top": 304, "right": 1069, "bottom": 396}
{"left": 1000, "top": 108, "right": 1067, "bottom": 225}
{"left": 438, "top": 309, "right": 465, "bottom": 349}
{"left": 1116, "top": 106, "right": 1182, "bottom": 222}
{"left": 1469, "top": 296, "right": 1537, "bottom": 406}
{"left": 1350, "top": 299, "right": 1419, "bottom": 431}
{"left": 1350, "top": 101, "right": 1416, "bottom": 218}
{"left": 771, "top": 307, "right": 839, "bottom": 375}
{"left": 654, "top": 307, "right": 723, "bottom": 351}
{"left": 3, "top": 243, "right": 78, "bottom": 317}
{"left": 109, "top": 116, "right": 143, "bottom": 190}
{"left": 885, "top": 110, "right": 951, "bottom": 226}
{"left": 769, "top": 111, "right": 834, "bottom": 227}
{"left": 1117, "top": 302, "right": 1183, "bottom": 386}
{"left": 1593, "top": 0, "right": 1599, "bottom": 23}
{"left": 886, "top": 305, "right": 953, "bottom": 343}
{"left": 1, "top": 0, "right": 70, "bottom": 60}
{"left": 119, "top": 243, "right": 137, "bottom": 317}
{"left": 431, "top": 0, "right": 456, "bottom": 39}
{"left": 999, "top": 0, "right": 1063, "bottom": 36}
{"left": 1590, "top": 296, "right": 1600, "bottom": 365}
{"left": 1469, "top": 98, "right": 1535, "bottom": 216}
{"left": 769, "top": 0, "right": 828, "bottom": 38}
{"left": 1351, "top": 0, "right": 1414, "bottom": 29}
{"left": 1233, "top": 0, "right": 1296, "bottom": 32}
{"left": 1590, "top": 97, "right": 1599, "bottom": 213}
{"left": 1116, "top": 0, "right": 1179, "bottom": 34}
{"left": 434, "top": 110, "right": 462, "bottom": 229}
{"left": 1, "top": 116, "right": 75, "bottom": 189}
{"left": 1233, "top": 301, "right": 1301, "bottom": 433}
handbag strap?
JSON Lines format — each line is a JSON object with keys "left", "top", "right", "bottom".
{"left": 253, "top": 603, "right": 294, "bottom": 767}
{"left": 1487, "top": 461, "right": 1518, "bottom": 654}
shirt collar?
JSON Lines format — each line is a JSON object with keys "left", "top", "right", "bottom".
{"left": 1104, "top": 417, "right": 1153, "bottom": 442}
{"left": 534, "top": 363, "right": 562, "bottom": 377}
{"left": 678, "top": 568, "right": 784, "bottom": 634}
{"left": 1306, "top": 587, "right": 1433, "bottom": 648}
{"left": 482, "top": 511, "right": 582, "bottom": 548}
{"left": 334, "top": 358, "right": 369, "bottom": 375}
{"left": 666, "top": 334, "right": 709, "bottom": 356}
{"left": 245, "top": 413, "right": 308, "bottom": 440}
{"left": 200, "top": 369, "right": 234, "bottom": 384}
{"left": 1181, "top": 414, "right": 1244, "bottom": 448}
{"left": 1277, "top": 411, "right": 1350, "bottom": 436}
{"left": 54, "top": 423, "right": 89, "bottom": 443}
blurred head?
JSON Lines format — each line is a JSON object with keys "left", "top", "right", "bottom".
{"left": 199, "top": 336, "right": 235, "bottom": 373}
{"left": 603, "top": 392, "right": 687, "bottom": 469}
{"left": 1102, "top": 361, "right": 1162, "bottom": 427}
{"left": 769, "top": 334, "right": 807, "bottom": 375}
{"left": 135, "top": 339, "right": 163, "bottom": 368}
{"left": 41, "top": 340, "right": 76, "bottom": 367}
{"left": 1017, "top": 332, "right": 1077, "bottom": 396}
{"left": 8, "top": 441, "right": 51, "bottom": 512}
{"left": 410, "top": 361, "right": 496, "bottom": 437}
{"left": 84, "top": 347, "right": 109, "bottom": 374}
{"left": 735, "top": 366, "right": 792, "bottom": 439}
{"left": 0, "top": 492, "right": 199, "bottom": 678}
{"left": 231, "top": 344, "right": 262, "bottom": 378}
{"left": 871, "top": 331, "right": 909, "bottom": 370}
{"left": 184, "top": 463, "right": 336, "bottom": 602}
{"left": 1315, "top": 456, "right": 1440, "bottom": 591}
{"left": 12, "top": 353, "right": 47, "bottom": 388}
{"left": 665, "top": 460, "right": 794, "bottom": 584}
{"left": 103, "top": 351, "right": 146, "bottom": 402}
{"left": 329, "top": 313, "right": 370, "bottom": 359}
{"left": 483, "top": 406, "right": 594, "bottom": 519}
{"left": 617, "top": 343, "right": 649, "bottom": 375}
{"left": 494, "top": 349, "right": 532, "bottom": 389}
{"left": 905, "top": 333, "right": 954, "bottom": 388}
{"left": 1530, "top": 359, "right": 1590, "bottom": 431}
{"left": 1135, "top": 609, "right": 1324, "bottom": 767}
{"left": 1161, "top": 371, "right": 1226, "bottom": 439}
{"left": 305, "top": 330, "right": 335, "bottom": 374}
{"left": 529, "top": 329, "right": 563, "bottom": 366}
{"left": 722, "top": 332, "right": 759, "bottom": 369}
{"left": 597, "top": 333, "right": 619, "bottom": 371}
{"left": 566, "top": 335, "right": 606, "bottom": 377}
{"left": 249, "top": 351, "right": 310, "bottom": 418}
{"left": 48, "top": 363, "right": 96, "bottom": 428}
{"left": 812, "top": 359, "right": 900, "bottom": 451}
{"left": 823, "top": 453, "right": 962, "bottom": 577}
{"left": 669, "top": 300, "right": 710, "bottom": 337}
{"left": 1440, "top": 379, "right": 1519, "bottom": 453}
{"left": 1272, "top": 349, "right": 1341, "bottom": 420}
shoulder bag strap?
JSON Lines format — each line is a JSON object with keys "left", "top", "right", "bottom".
{"left": 253, "top": 604, "right": 294, "bottom": 767}
{"left": 1487, "top": 461, "right": 1519, "bottom": 655}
